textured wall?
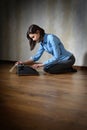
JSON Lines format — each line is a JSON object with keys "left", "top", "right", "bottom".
{"left": 0, "top": 0, "right": 87, "bottom": 66}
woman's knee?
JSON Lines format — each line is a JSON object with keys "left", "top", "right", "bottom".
{"left": 43, "top": 66, "right": 49, "bottom": 72}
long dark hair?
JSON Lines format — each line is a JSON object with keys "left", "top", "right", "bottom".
{"left": 26, "top": 24, "right": 45, "bottom": 50}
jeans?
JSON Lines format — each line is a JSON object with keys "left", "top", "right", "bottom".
{"left": 43, "top": 55, "right": 75, "bottom": 74}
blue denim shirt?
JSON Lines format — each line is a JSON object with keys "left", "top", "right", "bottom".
{"left": 30, "top": 33, "right": 72, "bottom": 66}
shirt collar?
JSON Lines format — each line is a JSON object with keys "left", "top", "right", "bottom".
{"left": 40, "top": 33, "right": 47, "bottom": 45}
{"left": 43, "top": 33, "right": 47, "bottom": 43}
{"left": 43, "top": 33, "right": 47, "bottom": 42}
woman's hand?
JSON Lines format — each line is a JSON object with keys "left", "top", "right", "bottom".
{"left": 31, "top": 63, "right": 43, "bottom": 69}
{"left": 15, "top": 61, "right": 23, "bottom": 66}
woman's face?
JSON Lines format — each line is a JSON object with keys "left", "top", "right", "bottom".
{"left": 29, "top": 31, "right": 40, "bottom": 42}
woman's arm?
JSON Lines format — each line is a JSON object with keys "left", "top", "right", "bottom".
{"left": 15, "top": 59, "right": 34, "bottom": 66}
{"left": 23, "top": 60, "right": 44, "bottom": 69}
{"left": 15, "top": 60, "right": 44, "bottom": 69}
{"left": 22, "top": 59, "right": 34, "bottom": 65}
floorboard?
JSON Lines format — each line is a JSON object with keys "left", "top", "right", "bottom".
{"left": 0, "top": 63, "right": 87, "bottom": 130}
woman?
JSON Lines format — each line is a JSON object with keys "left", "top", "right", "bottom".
{"left": 16, "top": 24, "right": 77, "bottom": 74}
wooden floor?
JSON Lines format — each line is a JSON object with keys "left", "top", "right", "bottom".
{"left": 0, "top": 62, "right": 87, "bottom": 130}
